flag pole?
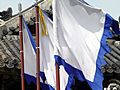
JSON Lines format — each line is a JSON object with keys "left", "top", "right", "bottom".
{"left": 53, "top": 0, "right": 60, "bottom": 89}
{"left": 18, "top": 3, "right": 25, "bottom": 90}
{"left": 35, "top": 0, "right": 40, "bottom": 90}
{"left": 56, "top": 63, "right": 60, "bottom": 90}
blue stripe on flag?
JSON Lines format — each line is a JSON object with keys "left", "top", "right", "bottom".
{"left": 25, "top": 74, "right": 54, "bottom": 90}
{"left": 25, "top": 74, "right": 36, "bottom": 84}
{"left": 40, "top": 72, "right": 47, "bottom": 83}
{"left": 23, "top": 17, "right": 36, "bottom": 52}
{"left": 25, "top": 72, "right": 47, "bottom": 83}
{"left": 54, "top": 14, "right": 120, "bottom": 90}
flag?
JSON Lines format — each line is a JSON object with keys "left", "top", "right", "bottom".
{"left": 39, "top": 9, "right": 69, "bottom": 90}
{"left": 22, "top": 16, "right": 54, "bottom": 90}
{"left": 39, "top": 11, "right": 56, "bottom": 89}
{"left": 52, "top": 0, "right": 120, "bottom": 90}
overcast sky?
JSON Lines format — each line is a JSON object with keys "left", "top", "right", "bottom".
{"left": 0, "top": 0, "right": 120, "bottom": 20}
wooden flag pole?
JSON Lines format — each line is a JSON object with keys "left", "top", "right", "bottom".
{"left": 53, "top": 0, "right": 60, "bottom": 89}
{"left": 35, "top": 1, "right": 40, "bottom": 90}
{"left": 56, "top": 63, "right": 60, "bottom": 90}
{"left": 18, "top": 3, "right": 25, "bottom": 90}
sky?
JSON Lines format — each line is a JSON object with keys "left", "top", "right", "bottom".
{"left": 0, "top": 0, "right": 120, "bottom": 20}
{"left": 85, "top": 0, "right": 120, "bottom": 20}
{"left": 0, "top": 0, "right": 34, "bottom": 14}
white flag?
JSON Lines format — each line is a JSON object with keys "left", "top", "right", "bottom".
{"left": 52, "top": 0, "right": 120, "bottom": 90}
{"left": 23, "top": 17, "right": 37, "bottom": 84}
{"left": 23, "top": 17, "right": 54, "bottom": 90}
{"left": 39, "top": 12, "right": 69, "bottom": 90}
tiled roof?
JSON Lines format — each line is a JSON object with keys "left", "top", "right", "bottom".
{"left": 0, "top": 35, "right": 20, "bottom": 69}
{"left": 103, "top": 38, "right": 120, "bottom": 73}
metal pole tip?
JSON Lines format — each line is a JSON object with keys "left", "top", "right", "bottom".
{"left": 35, "top": 0, "right": 38, "bottom": 2}
{"left": 18, "top": 3, "right": 22, "bottom": 12}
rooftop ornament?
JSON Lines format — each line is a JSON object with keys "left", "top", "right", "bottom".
{"left": 0, "top": 7, "right": 12, "bottom": 21}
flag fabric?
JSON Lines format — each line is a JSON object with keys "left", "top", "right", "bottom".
{"left": 22, "top": 16, "right": 54, "bottom": 90}
{"left": 53, "top": 0, "right": 120, "bottom": 90}
{"left": 39, "top": 11, "right": 56, "bottom": 89}
{"left": 39, "top": 10, "right": 69, "bottom": 90}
